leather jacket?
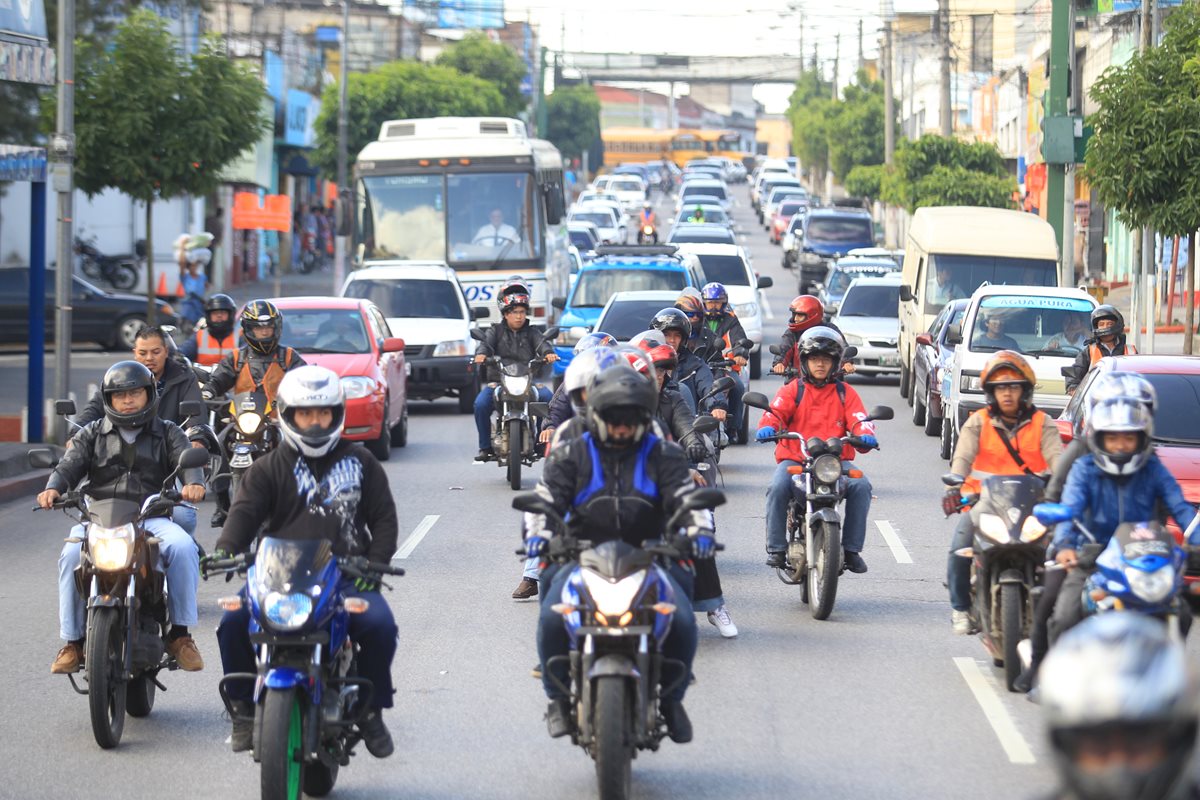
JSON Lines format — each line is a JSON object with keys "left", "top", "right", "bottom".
{"left": 75, "top": 357, "right": 203, "bottom": 432}
{"left": 475, "top": 321, "right": 553, "bottom": 384}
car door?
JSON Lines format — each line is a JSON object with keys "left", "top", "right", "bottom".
{"left": 367, "top": 304, "right": 404, "bottom": 426}
{"left": 915, "top": 304, "right": 950, "bottom": 393}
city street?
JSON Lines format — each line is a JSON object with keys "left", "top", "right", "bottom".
{"left": 0, "top": 184, "right": 1069, "bottom": 799}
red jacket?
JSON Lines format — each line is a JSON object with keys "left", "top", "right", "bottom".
{"left": 758, "top": 378, "right": 875, "bottom": 463}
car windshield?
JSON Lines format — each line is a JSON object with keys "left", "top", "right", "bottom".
{"left": 769, "top": 190, "right": 806, "bottom": 205}
{"left": 807, "top": 216, "right": 873, "bottom": 244}
{"left": 829, "top": 266, "right": 897, "bottom": 295}
{"left": 568, "top": 230, "right": 597, "bottom": 249}
{"left": 671, "top": 230, "right": 735, "bottom": 245}
{"left": 694, "top": 254, "right": 750, "bottom": 286}
{"left": 838, "top": 284, "right": 900, "bottom": 317}
{"left": 344, "top": 278, "right": 464, "bottom": 320}
{"left": 610, "top": 179, "right": 643, "bottom": 193}
{"left": 925, "top": 254, "right": 1059, "bottom": 314}
{"left": 281, "top": 308, "right": 372, "bottom": 354}
{"left": 693, "top": 206, "right": 728, "bottom": 223}
{"left": 1144, "top": 374, "right": 1200, "bottom": 443}
{"left": 598, "top": 300, "right": 678, "bottom": 340}
{"left": 777, "top": 201, "right": 807, "bottom": 218}
{"left": 969, "top": 295, "right": 1093, "bottom": 355}
{"left": 571, "top": 211, "right": 615, "bottom": 228}
{"left": 570, "top": 270, "right": 687, "bottom": 308}
{"left": 682, "top": 184, "right": 727, "bottom": 201}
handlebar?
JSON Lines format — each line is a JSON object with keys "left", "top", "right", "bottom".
{"left": 33, "top": 491, "right": 84, "bottom": 512}
{"left": 201, "top": 551, "right": 406, "bottom": 585}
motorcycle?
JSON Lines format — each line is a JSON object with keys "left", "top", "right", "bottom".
{"left": 226, "top": 391, "right": 278, "bottom": 500}
{"left": 766, "top": 342, "right": 859, "bottom": 383}
{"left": 704, "top": 338, "right": 754, "bottom": 446}
{"left": 470, "top": 326, "right": 558, "bottom": 491}
{"left": 29, "top": 444, "right": 211, "bottom": 749}
{"left": 203, "top": 541, "right": 405, "bottom": 800}
{"left": 637, "top": 222, "right": 658, "bottom": 245}
{"left": 513, "top": 487, "right": 725, "bottom": 800}
{"left": 74, "top": 236, "right": 140, "bottom": 292}
{"left": 743, "top": 391, "right": 893, "bottom": 619}
{"left": 944, "top": 473, "right": 1049, "bottom": 690}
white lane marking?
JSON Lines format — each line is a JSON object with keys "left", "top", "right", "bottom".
{"left": 875, "top": 520, "right": 913, "bottom": 564}
{"left": 953, "top": 657, "right": 1037, "bottom": 765}
{"left": 392, "top": 515, "right": 439, "bottom": 560}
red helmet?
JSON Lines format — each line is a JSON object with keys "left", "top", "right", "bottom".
{"left": 788, "top": 295, "right": 824, "bottom": 334}
{"left": 645, "top": 344, "right": 678, "bottom": 372}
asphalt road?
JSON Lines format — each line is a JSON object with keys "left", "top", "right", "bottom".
{"left": 0, "top": 184, "right": 1075, "bottom": 799}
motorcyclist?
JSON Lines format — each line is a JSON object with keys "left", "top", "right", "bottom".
{"left": 528, "top": 361, "right": 716, "bottom": 743}
{"left": 943, "top": 351, "right": 1062, "bottom": 635}
{"left": 640, "top": 201, "right": 656, "bottom": 227}
{"left": 638, "top": 202, "right": 658, "bottom": 244}
{"left": 1040, "top": 613, "right": 1200, "bottom": 800}
{"left": 1066, "top": 305, "right": 1137, "bottom": 393}
{"left": 756, "top": 326, "right": 877, "bottom": 574}
{"left": 179, "top": 293, "right": 238, "bottom": 366}
{"left": 701, "top": 282, "right": 749, "bottom": 441}
{"left": 771, "top": 295, "right": 849, "bottom": 376}
{"left": 650, "top": 307, "right": 725, "bottom": 421}
{"left": 472, "top": 282, "right": 557, "bottom": 462}
{"left": 540, "top": 331, "right": 617, "bottom": 447}
{"left": 200, "top": 299, "right": 306, "bottom": 405}
{"left": 39, "top": 361, "right": 206, "bottom": 674}
{"left": 209, "top": 365, "right": 399, "bottom": 757}
{"left": 674, "top": 290, "right": 724, "bottom": 364}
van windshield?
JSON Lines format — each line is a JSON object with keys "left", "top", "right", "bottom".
{"left": 925, "top": 254, "right": 1058, "bottom": 315}
{"left": 968, "top": 295, "right": 1093, "bottom": 356}
{"left": 807, "top": 217, "right": 873, "bottom": 245}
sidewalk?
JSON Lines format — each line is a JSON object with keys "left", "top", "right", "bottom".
{"left": 222, "top": 267, "right": 342, "bottom": 307}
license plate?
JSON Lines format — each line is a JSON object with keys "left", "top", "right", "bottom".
{"left": 230, "top": 453, "right": 252, "bottom": 468}
{"left": 880, "top": 353, "right": 900, "bottom": 366}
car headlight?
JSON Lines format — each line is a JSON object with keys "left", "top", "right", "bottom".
{"left": 960, "top": 374, "right": 983, "bottom": 393}
{"left": 1020, "top": 516, "right": 1048, "bottom": 542}
{"left": 1124, "top": 564, "right": 1176, "bottom": 604}
{"left": 802, "top": 252, "right": 822, "bottom": 265}
{"left": 582, "top": 568, "right": 646, "bottom": 618}
{"left": 262, "top": 591, "right": 313, "bottom": 630}
{"left": 88, "top": 523, "right": 136, "bottom": 571}
{"left": 432, "top": 340, "right": 469, "bottom": 357}
{"left": 811, "top": 454, "right": 842, "bottom": 484}
{"left": 978, "top": 513, "right": 1012, "bottom": 543}
{"left": 341, "top": 376, "right": 377, "bottom": 399}
{"left": 237, "top": 412, "right": 263, "bottom": 434}
{"left": 843, "top": 333, "right": 864, "bottom": 346}
{"left": 734, "top": 302, "right": 759, "bottom": 318}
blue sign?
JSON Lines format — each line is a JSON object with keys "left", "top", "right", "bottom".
{"left": 0, "top": 0, "right": 48, "bottom": 41}
{"left": 283, "top": 89, "right": 317, "bottom": 148}
{"left": 315, "top": 25, "right": 340, "bottom": 44}
{"left": 436, "top": 0, "right": 504, "bottom": 30}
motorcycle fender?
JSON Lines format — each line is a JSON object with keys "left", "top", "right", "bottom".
{"left": 587, "top": 654, "right": 641, "bottom": 681}
{"left": 264, "top": 666, "right": 308, "bottom": 690}
{"left": 88, "top": 594, "right": 123, "bottom": 609}
{"left": 997, "top": 568, "right": 1026, "bottom": 586}
{"left": 502, "top": 412, "right": 528, "bottom": 424}
{"left": 529, "top": 402, "right": 549, "bottom": 418}
{"left": 807, "top": 507, "right": 841, "bottom": 528}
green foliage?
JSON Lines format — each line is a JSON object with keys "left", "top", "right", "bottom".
{"left": 787, "top": 71, "right": 833, "bottom": 178}
{"left": 313, "top": 61, "right": 506, "bottom": 176}
{"left": 881, "top": 135, "right": 1012, "bottom": 212}
{"left": 544, "top": 85, "right": 600, "bottom": 162}
{"left": 827, "top": 72, "right": 886, "bottom": 180}
{"left": 71, "top": 9, "right": 269, "bottom": 201}
{"left": 435, "top": 32, "right": 529, "bottom": 118}
{"left": 1085, "top": 1, "right": 1200, "bottom": 236}
{"left": 844, "top": 164, "right": 887, "bottom": 199}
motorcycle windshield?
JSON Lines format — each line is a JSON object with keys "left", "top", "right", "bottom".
{"left": 254, "top": 537, "right": 333, "bottom": 594}
{"left": 86, "top": 497, "right": 140, "bottom": 528}
{"left": 977, "top": 475, "right": 1042, "bottom": 515}
{"left": 1112, "top": 522, "right": 1176, "bottom": 567}
{"left": 231, "top": 391, "right": 270, "bottom": 416}
{"left": 500, "top": 361, "right": 531, "bottom": 377}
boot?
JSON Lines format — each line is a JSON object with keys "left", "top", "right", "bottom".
{"left": 545, "top": 698, "right": 572, "bottom": 738}
{"left": 660, "top": 700, "right": 693, "bottom": 744}
{"left": 230, "top": 701, "right": 254, "bottom": 752}
{"left": 358, "top": 709, "right": 394, "bottom": 758}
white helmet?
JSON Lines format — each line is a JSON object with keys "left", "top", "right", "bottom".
{"left": 564, "top": 348, "right": 619, "bottom": 415}
{"left": 277, "top": 365, "right": 345, "bottom": 458}
{"left": 1086, "top": 397, "right": 1154, "bottom": 477}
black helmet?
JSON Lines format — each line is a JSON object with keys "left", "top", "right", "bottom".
{"left": 497, "top": 279, "right": 532, "bottom": 314}
{"left": 101, "top": 360, "right": 159, "bottom": 429}
{"left": 650, "top": 307, "right": 692, "bottom": 349}
{"left": 797, "top": 325, "right": 845, "bottom": 385}
{"left": 1091, "top": 304, "right": 1125, "bottom": 339}
{"left": 241, "top": 299, "right": 282, "bottom": 354}
{"left": 585, "top": 362, "right": 657, "bottom": 448}
{"left": 204, "top": 293, "right": 237, "bottom": 339}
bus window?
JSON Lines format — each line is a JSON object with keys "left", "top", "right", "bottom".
{"left": 357, "top": 174, "right": 445, "bottom": 261}
{"left": 446, "top": 172, "right": 541, "bottom": 268}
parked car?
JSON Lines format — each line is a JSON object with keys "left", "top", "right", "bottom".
{"left": 909, "top": 298, "right": 969, "bottom": 451}
{"left": 796, "top": 207, "right": 876, "bottom": 294}
{"left": 592, "top": 290, "right": 685, "bottom": 342}
{"left": 341, "top": 262, "right": 481, "bottom": 414}
{"left": 269, "top": 296, "right": 408, "bottom": 460}
{"left": 770, "top": 199, "right": 810, "bottom": 245}
{"left": 831, "top": 275, "right": 902, "bottom": 377}
{"left": 816, "top": 256, "right": 901, "bottom": 316}
{"left": 0, "top": 267, "right": 178, "bottom": 350}
{"left": 666, "top": 223, "right": 737, "bottom": 246}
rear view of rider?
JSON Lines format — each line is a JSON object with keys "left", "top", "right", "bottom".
{"left": 757, "top": 326, "right": 877, "bottom": 574}
{"left": 1066, "top": 305, "right": 1137, "bottom": 393}
{"left": 180, "top": 293, "right": 238, "bottom": 366}
{"left": 943, "top": 351, "right": 1061, "bottom": 635}
{"left": 675, "top": 290, "right": 724, "bottom": 364}
{"left": 201, "top": 299, "right": 306, "bottom": 404}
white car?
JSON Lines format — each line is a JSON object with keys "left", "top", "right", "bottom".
{"left": 605, "top": 175, "right": 648, "bottom": 212}
{"left": 831, "top": 275, "right": 902, "bottom": 376}
{"left": 569, "top": 204, "right": 627, "bottom": 245}
{"left": 673, "top": 242, "right": 773, "bottom": 378}
{"left": 675, "top": 178, "right": 732, "bottom": 215}
{"left": 571, "top": 196, "right": 630, "bottom": 234}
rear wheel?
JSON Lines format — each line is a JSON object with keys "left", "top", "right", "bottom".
{"left": 899, "top": 360, "right": 911, "bottom": 400}
{"left": 261, "top": 687, "right": 305, "bottom": 800}
{"left": 809, "top": 520, "right": 842, "bottom": 621}
{"left": 507, "top": 419, "right": 523, "bottom": 490}
{"left": 125, "top": 672, "right": 157, "bottom": 718}
{"left": 593, "top": 676, "right": 633, "bottom": 800}
{"left": 911, "top": 377, "right": 927, "bottom": 426}
{"left": 923, "top": 384, "right": 941, "bottom": 436}
{"left": 110, "top": 264, "right": 138, "bottom": 291}
{"left": 86, "top": 606, "right": 127, "bottom": 748}
{"left": 940, "top": 416, "right": 954, "bottom": 461}
{"left": 390, "top": 402, "right": 409, "bottom": 448}
{"left": 1001, "top": 583, "right": 1023, "bottom": 692}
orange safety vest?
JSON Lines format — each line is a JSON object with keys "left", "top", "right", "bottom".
{"left": 232, "top": 347, "right": 298, "bottom": 402}
{"left": 1088, "top": 341, "right": 1136, "bottom": 366}
{"left": 193, "top": 329, "right": 237, "bottom": 366}
{"left": 963, "top": 408, "right": 1049, "bottom": 496}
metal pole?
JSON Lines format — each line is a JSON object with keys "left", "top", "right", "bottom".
{"left": 1062, "top": 16, "right": 1076, "bottom": 288}
{"left": 1045, "top": 0, "right": 1070, "bottom": 263}
{"left": 939, "top": 0, "right": 952, "bottom": 136}
{"left": 52, "top": 0, "right": 75, "bottom": 444}
{"left": 884, "top": 22, "right": 894, "bottom": 166}
{"left": 334, "top": 0, "right": 350, "bottom": 294}
{"left": 832, "top": 33, "right": 840, "bottom": 100}
{"left": 1131, "top": 0, "right": 1153, "bottom": 351}
{"left": 29, "top": 180, "right": 46, "bottom": 443}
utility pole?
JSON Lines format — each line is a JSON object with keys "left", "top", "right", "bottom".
{"left": 858, "top": 20, "right": 865, "bottom": 71}
{"left": 334, "top": 0, "right": 350, "bottom": 293}
{"left": 1045, "top": 0, "right": 1070, "bottom": 283}
{"left": 832, "top": 33, "right": 840, "bottom": 99}
{"left": 51, "top": 0, "right": 75, "bottom": 444}
{"left": 799, "top": 12, "right": 805, "bottom": 78}
{"left": 884, "top": 22, "right": 894, "bottom": 165}
{"left": 939, "top": 0, "right": 952, "bottom": 136}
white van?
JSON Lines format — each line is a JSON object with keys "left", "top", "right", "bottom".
{"left": 897, "top": 206, "right": 1059, "bottom": 403}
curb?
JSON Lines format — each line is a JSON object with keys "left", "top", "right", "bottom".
{"left": 0, "top": 470, "right": 48, "bottom": 506}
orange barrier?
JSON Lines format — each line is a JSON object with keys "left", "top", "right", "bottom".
{"left": 232, "top": 192, "right": 292, "bottom": 232}
{"left": 155, "top": 273, "right": 169, "bottom": 296}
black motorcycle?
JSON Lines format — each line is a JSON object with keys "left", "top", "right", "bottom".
{"left": 75, "top": 236, "right": 140, "bottom": 292}
{"left": 225, "top": 390, "right": 278, "bottom": 500}
{"left": 514, "top": 488, "right": 725, "bottom": 800}
{"left": 744, "top": 391, "right": 892, "bottom": 619}
{"left": 29, "top": 445, "right": 210, "bottom": 749}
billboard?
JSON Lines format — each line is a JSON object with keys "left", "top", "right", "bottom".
{"left": 434, "top": 0, "right": 504, "bottom": 30}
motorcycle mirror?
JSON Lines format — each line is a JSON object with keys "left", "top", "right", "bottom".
{"left": 210, "top": 473, "right": 233, "bottom": 494}
{"left": 768, "top": 344, "right": 783, "bottom": 356}
{"left": 1060, "top": 366, "right": 1074, "bottom": 379}
{"left": 1033, "top": 502, "right": 1074, "bottom": 526}
{"left": 742, "top": 391, "right": 771, "bottom": 411}
{"left": 178, "top": 447, "right": 209, "bottom": 470}
{"left": 710, "top": 375, "right": 736, "bottom": 394}
{"left": 843, "top": 346, "right": 859, "bottom": 360}
{"left": 692, "top": 414, "right": 719, "bottom": 434}
{"left": 542, "top": 326, "right": 561, "bottom": 341}
{"left": 679, "top": 487, "right": 726, "bottom": 513}
{"left": 739, "top": 338, "right": 753, "bottom": 350}
{"left": 28, "top": 448, "right": 58, "bottom": 469}
{"left": 867, "top": 405, "right": 894, "bottom": 421}
{"left": 512, "top": 492, "right": 555, "bottom": 519}
{"left": 469, "top": 328, "right": 487, "bottom": 342}
{"left": 179, "top": 400, "right": 204, "bottom": 419}
{"left": 55, "top": 399, "right": 77, "bottom": 417}
{"left": 941, "top": 473, "right": 965, "bottom": 487}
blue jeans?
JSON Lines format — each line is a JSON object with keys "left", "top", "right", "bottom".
{"left": 474, "top": 385, "right": 553, "bottom": 450}
{"left": 173, "top": 504, "right": 197, "bottom": 537}
{"left": 764, "top": 460, "right": 872, "bottom": 554}
{"left": 217, "top": 581, "right": 398, "bottom": 709}
{"left": 724, "top": 371, "right": 746, "bottom": 435}
{"left": 947, "top": 514, "right": 973, "bottom": 611}
{"left": 538, "top": 560, "right": 697, "bottom": 702}
{"left": 58, "top": 517, "right": 199, "bottom": 641}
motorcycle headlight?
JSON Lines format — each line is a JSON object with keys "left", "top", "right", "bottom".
{"left": 88, "top": 523, "right": 136, "bottom": 571}
{"left": 843, "top": 333, "right": 864, "bottom": 346}
{"left": 581, "top": 568, "right": 647, "bottom": 618}
{"left": 262, "top": 591, "right": 313, "bottom": 630}
{"left": 734, "top": 302, "right": 759, "bottom": 318}
{"left": 503, "top": 374, "right": 531, "bottom": 396}
{"left": 341, "top": 376, "right": 377, "bottom": 399}
{"left": 811, "top": 454, "right": 842, "bottom": 484}
{"left": 978, "top": 513, "right": 1012, "bottom": 543}
{"left": 237, "top": 412, "right": 263, "bottom": 434}
{"left": 960, "top": 374, "right": 983, "bottom": 393}
{"left": 1124, "top": 564, "right": 1176, "bottom": 604}
{"left": 432, "top": 340, "right": 469, "bottom": 357}
{"left": 1020, "top": 516, "right": 1048, "bottom": 543}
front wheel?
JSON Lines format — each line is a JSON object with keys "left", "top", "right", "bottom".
{"left": 261, "top": 687, "right": 305, "bottom": 800}
{"left": 507, "top": 419, "right": 524, "bottom": 490}
{"left": 911, "top": 377, "right": 927, "bottom": 426}
{"left": 593, "top": 676, "right": 633, "bottom": 800}
{"left": 366, "top": 398, "right": 392, "bottom": 461}
{"left": 86, "top": 606, "right": 127, "bottom": 748}
{"left": 1001, "top": 583, "right": 1023, "bottom": 692}
{"left": 809, "top": 520, "right": 842, "bottom": 621}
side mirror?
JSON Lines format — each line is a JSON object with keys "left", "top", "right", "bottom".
{"left": 529, "top": 402, "right": 549, "bottom": 418}
{"left": 541, "top": 326, "right": 561, "bottom": 342}
{"left": 692, "top": 414, "right": 719, "bottom": 434}
{"left": 768, "top": 344, "right": 783, "bottom": 356}
{"left": 867, "top": 405, "right": 894, "bottom": 421}
{"left": 899, "top": 284, "right": 914, "bottom": 303}
{"left": 512, "top": 492, "right": 555, "bottom": 516}
{"left": 945, "top": 322, "right": 962, "bottom": 346}
{"left": 915, "top": 333, "right": 933, "bottom": 347}
{"left": 551, "top": 296, "right": 566, "bottom": 310}
{"left": 382, "top": 337, "right": 405, "bottom": 353}
{"left": 473, "top": 306, "right": 489, "bottom": 320}
{"left": 1060, "top": 366, "right": 1074, "bottom": 379}
{"left": 469, "top": 328, "right": 487, "bottom": 342}
{"left": 678, "top": 487, "right": 726, "bottom": 513}
{"left": 178, "top": 447, "right": 209, "bottom": 469}
{"left": 1033, "top": 502, "right": 1074, "bottom": 526}
{"left": 742, "top": 391, "right": 771, "bottom": 411}
{"left": 739, "top": 338, "right": 753, "bottom": 350}
{"left": 28, "top": 448, "right": 58, "bottom": 469}
{"left": 757, "top": 276, "right": 774, "bottom": 289}
{"left": 710, "top": 375, "right": 736, "bottom": 394}
{"left": 843, "top": 346, "right": 859, "bottom": 360}
{"left": 941, "top": 473, "right": 965, "bottom": 488}
{"left": 55, "top": 399, "right": 76, "bottom": 416}
{"left": 179, "top": 400, "right": 204, "bottom": 419}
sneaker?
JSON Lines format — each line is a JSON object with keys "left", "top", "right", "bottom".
{"left": 660, "top": 700, "right": 693, "bottom": 743}
{"left": 545, "top": 698, "right": 572, "bottom": 739}
{"left": 765, "top": 552, "right": 787, "bottom": 569}
{"left": 1013, "top": 666, "right": 1035, "bottom": 695}
{"left": 706, "top": 606, "right": 738, "bottom": 638}
{"left": 50, "top": 642, "right": 84, "bottom": 674}
{"left": 167, "top": 635, "right": 205, "bottom": 671}
{"left": 210, "top": 509, "right": 228, "bottom": 528}
{"left": 530, "top": 663, "right": 543, "bottom": 680}
{"left": 358, "top": 709, "right": 394, "bottom": 758}
{"left": 843, "top": 550, "right": 868, "bottom": 574}
{"left": 511, "top": 578, "right": 538, "bottom": 600}
{"left": 230, "top": 701, "right": 254, "bottom": 752}
{"left": 951, "top": 610, "right": 973, "bottom": 635}
{"left": 475, "top": 447, "right": 495, "bottom": 462}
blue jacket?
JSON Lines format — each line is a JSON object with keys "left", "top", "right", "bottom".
{"left": 1052, "top": 453, "right": 1197, "bottom": 551}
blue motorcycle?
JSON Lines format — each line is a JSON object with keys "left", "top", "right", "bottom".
{"left": 203, "top": 539, "right": 403, "bottom": 800}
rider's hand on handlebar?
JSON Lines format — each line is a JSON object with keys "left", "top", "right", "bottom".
{"left": 711, "top": 408, "right": 727, "bottom": 422}
{"left": 941, "top": 489, "right": 963, "bottom": 517}
{"left": 539, "top": 427, "right": 555, "bottom": 444}
{"left": 1055, "top": 549, "right": 1078, "bottom": 568}
{"left": 841, "top": 362, "right": 857, "bottom": 374}
{"left": 689, "top": 531, "right": 717, "bottom": 560}
{"left": 181, "top": 483, "right": 206, "bottom": 503}
{"left": 756, "top": 426, "right": 777, "bottom": 442}
{"left": 771, "top": 363, "right": 785, "bottom": 374}
{"left": 353, "top": 577, "right": 379, "bottom": 593}
{"left": 857, "top": 434, "right": 879, "bottom": 451}
{"left": 544, "top": 353, "right": 559, "bottom": 363}
{"left": 686, "top": 441, "right": 707, "bottom": 463}
{"left": 733, "top": 356, "right": 748, "bottom": 368}
{"left": 37, "top": 489, "right": 60, "bottom": 509}
{"left": 474, "top": 354, "right": 487, "bottom": 364}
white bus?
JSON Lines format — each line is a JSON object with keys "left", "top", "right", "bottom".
{"left": 353, "top": 117, "right": 569, "bottom": 326}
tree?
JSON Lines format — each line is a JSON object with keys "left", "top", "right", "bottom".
{"left": 844, "top": 164, "right": 886, "bottom": 200}
{"left": 827, "top": 72, "right": 886, "bottom": 180}
{"left": 544, "top": 85, "right": 600, "bottom": 162}
{"left": 312, "top": 61, "right": 506, "bottom": 176}
{"left": 70, "top": 9, "right": 268, "bottom": 320}
{"left": 787, "top": 70, "right": 833, "bottom": 185}
{"left": 435, "top": 32, "right": 529, "bottom": 118}
{"left": 880, "top": 135, "right": 1013, "bottom": 213}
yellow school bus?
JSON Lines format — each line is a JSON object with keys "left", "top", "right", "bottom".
{"left": 601, "top": 127, "right": 675, "bottom": 166}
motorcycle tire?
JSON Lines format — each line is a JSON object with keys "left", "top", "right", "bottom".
{"left": 809, "top": 520, "right": 842, "bottom": 621}
{"left": 303, "top": 759, "right": 339, "bottom": 797}
{"left": 261, "top": 686, "right": 305, "bottom": 800}
{"left": 86, "top": 606, "right": 128, "bottom": 749}
{"left": 81, "top": 259, "right": 103, "bottom": 280}
{"left": 126, "top": 672, "right": 157, "bottom": 718}
{"left": 593, "top": 676, "right": 633, "bottom": 800}
{"left": 507, "top": 420, "right": 523, "bottom": 491}
{"left": 110, "top": 264, "right": 138, "bottom": 292}
{"left": 1001, "top": 583, "right": 1023, "bottom": 692}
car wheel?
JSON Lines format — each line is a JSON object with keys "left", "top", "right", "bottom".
{"left": 899, "top": 360, "right": 911, "bottom": 400}
{"left": 940, "top": 415, "right": 955, "bottom": 461}
{"left": 923, "top": 384, "right": 941, "bottom": 437}
{"left": 390, "top": 401, "right": 408, "bottom": 448}
{"left": 911, "top": 377, "right": 926, "bottom": 426}
{"left": 112, "top": 315, "right": 147, "bottom": 350}
{"left": 366, "top": 398, "right": 392, "bottom": 461}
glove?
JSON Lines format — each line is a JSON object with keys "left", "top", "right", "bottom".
{"left": 942, "top": 489, "right": 964, "bottom": 517}
{"left": 525, "top": 535, "right": 549, "bottom": 558}
{"left": 858, "top": 434, "right": 879, "bottom": 450}
{"left": 200, "top": 389, "right": 214, "bottom": 401}
{"left": 687, "top": 440, "right": 708, "bottom": 463}
{"left": 756, "top": 426, "right": 777, "bottom": 442}
{"left": 690, "top": 533, "right": 716, "bottom": 560}
{"left": 353, "top": 577, "right": 379, "bottom": 593}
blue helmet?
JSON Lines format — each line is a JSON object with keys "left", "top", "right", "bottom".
{"left": 573, "top": 331, "right": 618, "bottom": 355}
{"left": 701, "top": 282, "right": 728, "bottom": 317}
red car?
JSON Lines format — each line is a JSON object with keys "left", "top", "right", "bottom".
{"left": 770, "top": 200, "right": 809, "bottom": 245}
{"left": 268, "top": 297, "right": 408, "bottom": 461}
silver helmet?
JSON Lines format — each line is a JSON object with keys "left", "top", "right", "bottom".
{"left": 1086, "top": 397, "right": 1154, "bottom": 477}
{"left": 276, "top": 366, "right": 345, "bottom": 458}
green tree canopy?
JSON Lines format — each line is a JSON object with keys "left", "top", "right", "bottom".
{"left": 844, "top": 164, "right": 886, "bottom": 199}
{"left": 787, "top": 70, "right": 833, "bottom": 181}
{"left": 827, "top": 72, "right": 886, "bottom": 180}
{"left": 313, "top": 61, "right": 506, "bottom": 176}
{"left": 435, "top": 32, "right": 529, "bottom": 118}
{"left": 880, "top": 135, "right": 1013, "bottom": 213}
{"left": 544, "top": 85, "right": 600, "bottom": 162}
